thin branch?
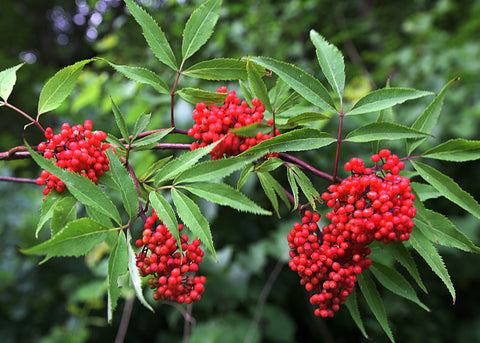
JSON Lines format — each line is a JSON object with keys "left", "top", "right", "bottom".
{"left": 279, "top": 153, "right": 338, "bottom": 182}
{"left": 183, "top": 303, "right": 193, "bottom": 343}
{"left": 114, "top": 296, "right": 135, "bottom": 343}
{"left": 0, "top": 176, "right": 37, "bottom": 184}
{"left": 2, "top": 101, "right": 45, "bottom": 133}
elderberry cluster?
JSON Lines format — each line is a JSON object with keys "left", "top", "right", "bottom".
{"left": 135, "top": 209, "right": 206, "bottom": 304}
{"left": 35, "top": 120, "right": 110, "bottom": 195}
{"left": 288, "top": 149, "right": 416, "bottom": 317}
{"left": 187, "top": 87, "right": 279, "bottom": 160}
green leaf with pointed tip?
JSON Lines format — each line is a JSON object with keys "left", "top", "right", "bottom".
{"left": 183, "top": 58, "right": 253, "bottom": 80}
{"left": 139, "top": 156, "right": 172, "bottom": 182}
{"left": 86, "top": 205, "right": 114, "bottom": 229}
{"left": 38, "top": 59, "right": 93, "bottom": 115}
{"left": 27, "top": 143, "right": 121, "bottom": 225}
{"left": 345, "top": 122, "right": 429, "bottom": 143}
{"left": 310, "top": 30, "right": 345, "bottom": 99}
{"left": 22, "top": 218, "right": 111, "bottom": 259}
{"left": 357, "top": 272, "right": 395, "bottom": 343}
{"left": 345, "top": 288, "right": 369, "bottom": 339}
{"left": 239, "top": 128, "right": 335, "bottom": 156}
{"left": 282, "top": 111, "right": 330, "bottom": 127}
{"left": 411, "top": 182, "right": 441, "bottom": 202}
{"left": 175, "top": 153, "right": 262, "bottom": 184}
{"left": 237, "top": 163, "right": 254, "bottom": 190}
{"left": 181, "top": 0, "right": 222, "bottom": 61}
{"left": 149, "top": 190, "right": 180, "bottom": 249}
{"left": 131, "top": 128, "right": 173, "bottom": 148}
{"left": 249, "top": 56, "right": 336, "bottom": 113}
{"left": 105, "top": 149, "right": 138, "bottom": 219}
{"left": 107, "top": 132, "right": 127, "bottom": 152}
{"left": 254, "top": 157, "right": 284, "bottom": 173}
{"left": 269, "top": 76, "right": 291, "bottom": 110}
{"left": 36, "top": 191, "right": 72, "bottom": 238}
{"left": 422, "top": 139, "right": 480, "bottom": 162}
{"left": 388, "top": 242, "right": 427, "bottom": 293}
{"left": 110, "top": 98, "right": 130, "bottom": 143}
{"left": 104, "top": 60, "right": 169, "bottom": 94}
{"left": 126, "top": 230, "right": 154, "bottom": 312}
{"left": 0, "top": 63, "right": 24, "bottom": 101}
{"left": 286, "top": 168, "right": 299, "bottom": 210}
{"left": 247, "top": 57, "right": 273, "bottom": 113}
{"left": 107, "top": 231, "right": 128, "bottom": 323}
{"left": 50, "top": 196, "right": 77, "bottom": 237}
{"left": 289, "top": 164, "right": 320, "bottom": 211}
{"left": 257, "top": 171, "right": 291, "bottom": 216}
{"left": 347, "top": 88, "right": 433, "bottom": 116}
{"left": 229, "top": 123, "right": 273, "bottom": 137}
{"left": 171, "top": 189, "right": 216, "bottom": 260}
{"left": 370, "top": 262, "right": 430, "bottom": 311}
{"left": 124, "top": 0, "right": 177, "bottom": 70}
{"left": 412, "top": 161, "right": 480, "bottom": 220}
{"left": 239, "top": 79, "right": 253, "bottom": 104}
{"left": 410, "top": 228, "right": 455, "bottom": 303}
{"left": 176, "top": 87, "right": 227, "bottom": 105}
{"left": 131, "top": 113, "right": 151, "bottom": 142}
{"left": 179, "top": 182, "right": 271, "bottom": 215}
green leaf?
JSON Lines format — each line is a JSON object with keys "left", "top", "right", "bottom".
{"left": 36, "top": 191, "right": 72, "bottom": 238}
{"left": 110, "top": 98, "right": 130, "bottom": 143}
{"left": 357, "top": 272, "right": 395, "bottom": 343}
{"left": 171, "top": 189, "right": 216, "bottom": 260}
{"left": 237, "top": 163, "right": 254, "bottom": 190}
{"left": 139, "top": 155, "right": 172, "bottom": 182}
{"left": 257, "top": 171, "right": 291, "bottom": 216}
{"left": 181, "top": 0, "right": 222, "bottom": 61}
{"left": 286, "top": 168, "right": 299, "bottom": 210}
{"left": 174, "top": 153, "right": 262, "bottom": 184}
{"left": 107, "top": 231, "right": 128, "bottom": 323}
{"left": 154, "top": 142, "right": 218, "bottom": 186}
{"left": 179, "top": 182, "right": 271, "bottom": 215}
{"left": 249, "top": 56, "right": 337, "bottom": 113}
{"left": 370, "top": 262, "right": 430, "bottom": 311}
{"left": 176, "top": 87, "right": 227, "bottom": 105}
{"left": 254, "top": 157, "right": 284, "bottom": 173}
{"left": 86, "top": 205, "right": 114, "bottom": 229}
{"left": 131, "top": 128, "right": 173, "bottom": 148}
{"left": 269, "top": 76, "right": 291, "bottom": 111}
{"left": 410, "top": 228, "right": 455, "bottom": 303}
{"left": 0, "top": 62, "right": 24, "bottom": 102}
{"left": 38, "top": 59, "right": 93, "bottom": 115}
{"left": 422, "top": 139, "right": 480, "bottom": 162}
{"left": 184, "top": 58, "right": 268, "bottom": 80}
{"left": 126, "top": 230, "right": 154, "bottom": 312}
{"left": 229, "top": 123, "right": 273, "bottom": 137}
{"left": 22, "top": 218, "right": 110, "bottom": 259}
{"left": 149, "top": 190, "right": 180, "bottom": 250}
{"left": 247, "top": 57, "right": 273, "bottom": 113}
{"left": 131, "top": 113, "right": 151, "bottom": 142}
{"left": 345, "top": 122, "right": 430, "bottom": 143}
{"left": 106, "top": 132, "right": 127, "bottom": 152}
{"left": 288, "top": 164, "right": 320, "bottom": 211}
{"left": 411, "top": 182, "right": 441, "bottom": 202}
{"left": 238, "top": 128, "right": 335, "bottom": 156}
{"left": 27, "top": 143, "right": 121, "bottom": 225}
{"left": 50, "top": 196, "right": 77, "bottom": 237}
{"left": 408, "top": 78, "right": 458, "bottom": 154}
{"left": 412, "top": 161, "right": 480, "bottom": 220}
{"left": 239, "top": 79, "right": 253, "bottom": 104}
{"left": 347, "top": 88, "right": 433, "bottom": 116}
{"left": 281, "top": 111, "right": 330, "bottom": 127}
{"left": 388, "top": 242, "right": 427, "bottom": 293}
{"left": 344, "top": 288, "right": 369, "bottom": 339}
{"left": 124, "top": 0, "right": 177, "bottom": 70}
{"left": 104, "top": 60, "right": 169, "bottom": 94}
{"left": 310, "top": 30, "right": 345, "bottom": 99}
{"left": 105, "top": 149, "right": 138, "bottom": 219}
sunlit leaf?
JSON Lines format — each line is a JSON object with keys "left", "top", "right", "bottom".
{"left": 107, "top": 231, "right": 128, "bottom": 323}
{"left": 0, "top": 62, "right": 24, "bottom": 102}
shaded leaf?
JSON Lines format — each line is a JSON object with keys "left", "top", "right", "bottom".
{"left": 288, "top": 164, "right": 320, "bottom": 211}
{"left": 257, "top": 171, "right": 291, "bottom": 216}
{"left": 110, "top": 98, "right": 130, "bottom": 143}
{"left": 149, "top": 190, "right": 180, "bottom": 251}
{"left": 247, "top": 57, "right": 273, "bottom": 113}
{"left": 345, "top": 288, "right": 369, "bottom": 339}
{"left": 131, "top": 113, "right": 151, "bottom": 142}
{"left": 237, "top": 163, "right": 254, "bottom": 190}
{"left": 345, "top": 122, "right": 429, "bottom": 143}
{"left": 36, "top": 191, "right": 72, "bottom": 238}
{"left": 139, "top": 156, "right": 172, "bottom": 182}
{"left": 107, "top": 231, "right": 128, "bottom": 323}
{"left": 132, "top": 128, "right": 173, "bottom": 148}
{"left": 50, "top": 196, "right": 77, "bottom": 237}
{"left": 176, "top": 87, "right": 227, "bottom": 105}
{"left": 422, "top": 139, "right": 480, "bottom": 162}
{"left": 388, "top": 242, "right": 427, "bottom": 293}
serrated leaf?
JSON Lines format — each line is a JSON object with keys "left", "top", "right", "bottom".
{"left": 86, "top": 205, "right": 114, "bottom": 228}
{"left": 0, "top": 62, "right": 24, "bottom": 101}
{"left": 257, "top": 171, "right": 290, "bottom": 216}
{"left": 249, "top": 56, "right": 336, "bottom": 113}
{"left": 289, "top": 164, "right": 320, "bottom": 210}
{"left": 410, "top": 182, "right": 441, "bottom": 201}
{"left": 229, "top": 123, "right": 273, "bottom": 137}
{"left": 110, "top": 98, "right": 130, "bottom": 143}
{"left": 104, "top": 60, "right": 169, "bottom": 94}
{"left": 310, "top": 30, "right": 345, "bottom": 99}
{"left": 105, "top": 149, "right": 138, "bottom": 219}
{"left": 357, "top": 272, "right": 395, "bottom": 343}
{"left": 124, "top": 0, "right": 177, "bottom": 70}
{"left": 388, "top": 242, "right": 427, "bottom": 293}
{"left": 174, "top": 153, "right": 262, "bottom": 184}
{"left": 171, "top": 189, "right": 216, "bottom": 260}
{"left": 347, "top": 88, "right": 433, "bottom": 116}
{"left": 247, "top": 57, "right": 273, "bottom": 113}
{"left": 139, "top": 155, "right": 172, "bottom": 182}
{"left": 149, "top": 190, "right": 180, "bottom": 249}
{"left": 237, "top": 163, "right": 254, "bottom": 190}
{"left": 38, "top": 59, "right": 93, "bottom": 115}
{"left": 238, "top": 128, "right": 335, "bottom": 156}
{"left": 181, "top": 0, "right": 222, "bottom": 61}
{"left": 184, "top": 58, "right": 268, "bottom": 80}
{"left": 345, "top": 288, "right": 369, "bottom": 339}
{"left": 179, "top": 182, "right": 270, "bottom": 215}
{"left": 27, "top": 143, "right": 121, "bottom": 224}
{"left": 345, "top": 122, "right": 429, "bottom": 143}
{"left": 282, "top": 111, "right": 330, "bottom": 127}
{"left": 176, "top": 87, "right": 227, "bottom": 105}
{"left": 412, "top": 161, "right": 480, "bottom": 220}
{"left": 410, "top": 228, "right": 455, "bottom": 303}
{"left": 126, "top": 230, "right": 154, "bottom": 312}
{"left": 286, "top": 168, "right": 299, "bottom": 210}
{"left": 370, "top": 262, "right": 430, "bottom": 311}
{"left": 106, "top": 132, "right": 126, "bottom": 151}
{"left": 50, "top": 196, "right": 77, "bottom": 237}
{"left": 22, "top": 218, "right": 111, "bottom": 259}
{"left": 107, "top": 231, "right": 128, "bottom": 323}
{"left": 422, "top": 139, "right": 480, "bottom": 162}
{"left": 269, "top": 76, "right": 291, "bottom": 110}
{"left": 254, "top": 157, "right": 284, "bottom": 173}
{"left": 131, "top": 113, "right": 151, "bottom": 142}
{"left": 239, "top": 79, "right": 253, "bottom": 104}
{"left": 132, "top": 128, "right": 173, "bottom": 148}
{"left": 36, "top": 191, "right": 71, "bottom": 238}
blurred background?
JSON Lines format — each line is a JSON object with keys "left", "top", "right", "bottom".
{"left": 1, "top": 0, "right": 480, "bottom": 342}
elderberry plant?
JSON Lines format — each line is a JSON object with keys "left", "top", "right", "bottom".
{"left": 1, "top": 0, "right": 479, "bottom": 341}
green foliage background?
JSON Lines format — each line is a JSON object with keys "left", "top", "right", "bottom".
{"left": 1, "top": 0, "right": 480, "bottom": 342}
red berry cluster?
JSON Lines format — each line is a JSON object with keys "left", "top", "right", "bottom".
{"left": 187, "top": 87, "right": 279, "bottom": 160}
{"left": 288, "top": 149, "right": 416, "bottom": 317}
{"left": 35, "top": 120, "right": 110, "bottom": 195}
{"left": 135, "top": 209, "right": 206, "bottom": 304}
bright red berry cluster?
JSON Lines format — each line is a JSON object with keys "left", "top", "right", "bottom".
{"left": 35, "top": 120, "right": 110, "bottom": 195}
{"left": 135, "top": 209, "right": 206, "bottom": 304}
{"left": 288, "top": 149, "right": 416, "bottom": 317}
{"left": 187, "top": 87, "right": 279, "bottom": 160}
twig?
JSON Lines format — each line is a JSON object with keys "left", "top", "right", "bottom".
{"left": 279, "top": 153, "right": 338, "bottom": 182}
{"left": 0, "top": 176, "right": 37, "bottom": 184}
{"left": 183, "top": 303, "right": 193, "bottom": 343}
{"left": 114, "top": 296, "right": 135, "bottom": 343}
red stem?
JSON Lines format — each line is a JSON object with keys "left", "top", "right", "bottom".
{"left": 2, "top": 101, "right": 45, "bottom": 133}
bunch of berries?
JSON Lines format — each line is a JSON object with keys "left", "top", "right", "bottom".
{"left": 187, "top": 87, "right": 279, "bottom": 160}
{"left": 135, "top": 209, "right": 206, "bottom": 304}
{"left": 288, "top": 149, "right": 416, "bottom": 317}
{"left": 35, "top": 120, "right": 110, "bottom": 195}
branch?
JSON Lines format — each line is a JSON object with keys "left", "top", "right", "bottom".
{"left": 279, "top": 153, "right": 338, "bottom": 182}
{"left": 0, "top": 176, "right": 37, "bottom": 184}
